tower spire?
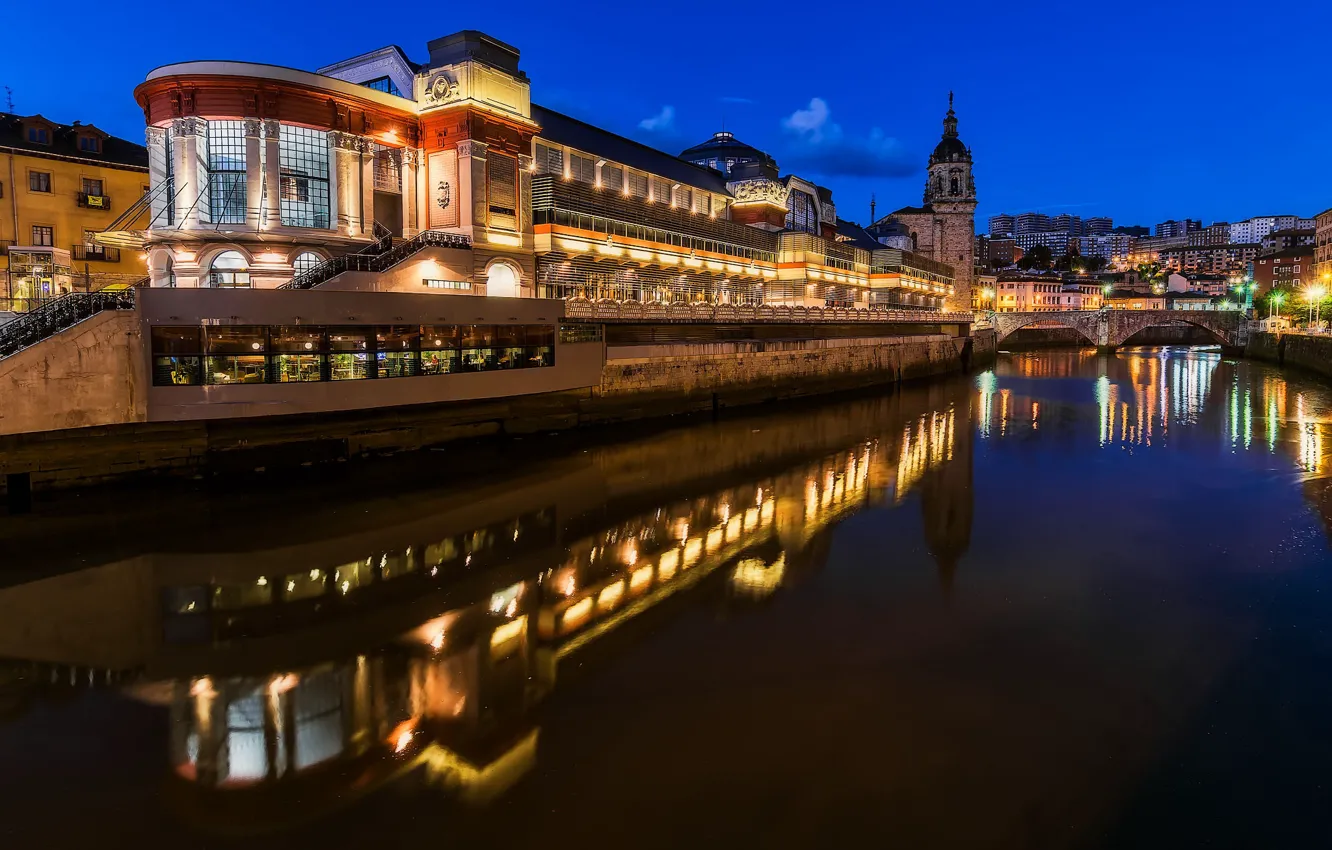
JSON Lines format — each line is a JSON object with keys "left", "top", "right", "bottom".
{"left": 943, "top": 92, "right": 958, "bottom": 138}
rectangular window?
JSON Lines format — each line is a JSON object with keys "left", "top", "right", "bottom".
{"left": 269, "top": 326, "right": 326, "bottom": 383}
{"left": 31, "top": 225, "right": 53, "bottom": 246}
{"left": 628, "top": 171, "right": 648, "bottom": 200}
{"left": 78, "top": 136, "right": 100, "bottom": 153}
{"left": 203, "top": 326, "right": 268, "bottom": 385}
{"left": 424, "top": 279, "right": 471, "bottom": 290}
{"left": 536, "top": 142, "right": 563, "bottom": 176}
{"left": 652, "top": 177, "right": 671, "bottom": 204}
{"left": 421, "top": 325, "right": 460, "bottom": 375}
{"left": 362, "top": 76, "right": 402, "bottom": 97}
{"left": 487, "top": 151, "right": 517, "bottom": 231}
{"left": 27, "top": 127, "right": 48, "bottom": 144}
{"left": 279, "top": 125, "right": 331, "bottom": 229}
{"left": 82, "top": 177, "right": 104, "bottom": 196}
{"left": 207, "top": 120, "right": 248, "bottom": 225}
{"left": 569, "top": 153, "right": 596, "bottom": 184}
{"left": 601, "top": 164, "right": 623, "bottom": 192}
{"left": 327, "top": 329, "right": 370, "bottom": 381}
{"left": 376, "top": 326, "right": 420, "bottom": 378}
{"left": 29, "top": 171, "right": 51, "bottom": 193}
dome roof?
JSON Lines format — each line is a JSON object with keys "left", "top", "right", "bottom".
{"left": 930, "top": 136, "right": 970, "bottom": 163}
{"left": 680, "top": 131, "right": 767, "bottom": 164}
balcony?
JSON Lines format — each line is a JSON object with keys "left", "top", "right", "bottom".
{"left": 72, "top": 245, "right": 122, "bottom": 263}
{"left": 77, "top": 192, "right": 112, "bottom": 210}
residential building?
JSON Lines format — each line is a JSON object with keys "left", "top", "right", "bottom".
{"left": 1155, "top": 219, "right": 1201, "bottom": 239}
{"left": 976, "top": 234, "right": 1019, "bottom": 268}
{"left": 1166, "top": 291, "right": 1224, "bottom": 311}
{"left": 1252, "top": 247, "right": 1315, "bottom": 293}
{"left": 1126, "top": 234, "right": 1186, "bottom": 265}
{"left": 1105, "top": 290, "right": 1165, "bottom": 310}
{"left": 1167, "top": 272, "right": 1230, "bottom": 297}
{"left": 973, "top": 270, "right": 997, "bottom": 311}
{"left": 1315, "top": 207, "right": 1332, "bottom": 281}
{"left": 1084, "top": 217, "right": 1113, "bottom": 235}
{"left": 1015, "top": 230, "right": 1070, "bottom": 257}
{"left": 993, "top": 273, "right": 1099, "bottom": 312}
{"left": 1187, "top": 222, "right": 1231, "bottom": 247}
{"left": 1014, "top": 212, "right": 1050, "bottom": 235}
{"left": 1051, "top": 214, "right": 1082, "bottom": 236}
{"left": 1115, "top": 225, "right": 1150, "bottom": 237}
{"left": 0, "top": 113, "right": 151, "bottom": 312}
{"left": 1260, "top": 228, "right": 1315, "bottom": 252}
{"left": 1158, "top": 243, "right": 1259, "bottom": 274}
{"left": 988, "top": 214, "right": 1014, "bottom": 237}
{"left": 1229, "top": 216, "right": 1304, "bottom": 245}
{"left": 1077, "top": 233, "right": 1133, "bottom": 267}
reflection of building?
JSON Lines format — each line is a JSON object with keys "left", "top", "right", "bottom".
{"left": 0, "top": 113, "right": 151, "bottom": 312}
{"left": 0, "top": 380, "right": 975, "bottom": 831}
{"left": 919, "top": 390, "right": 973, "bottom": 593}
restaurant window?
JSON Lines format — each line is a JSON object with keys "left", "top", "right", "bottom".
{"left": 487, "top": 151, "right": 517, "bottom": 230}
{"left": 207, "top": 120, "right": 247, "bottom": 225}
{"left": 279, "top": 125, "right": 331, "bottom": 228}
{"left": 204, "top": 326, "right": 268, "bottom": 385}
{"left": 421, "top": 325, "right": 460, "bottom": 375}
{"left": 31, "top": 225, "right": 53, "bottom": 246}
{"left": 208, "top": 250, "right": 250, "bottom": 288}
{"left": 327, "top": 328, "right": 370, "bottom": 381}
{"left": 270, "top": 326, "right": 325, "bottom": 383}
{"left": 29, "top": 171, "right": 51, "bottom": 193}
{"left": 376, "top": 326, "right": 420, "bottom": 378}
{"left": 151, "top": 326, "right": 203, "bottom": 386}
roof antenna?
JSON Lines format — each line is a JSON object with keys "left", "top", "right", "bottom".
{"left": 870, "top": 193, "right": 877, "bottom": 224}
{"left": 3, "top": 87, "right": 12, "bottom": 113}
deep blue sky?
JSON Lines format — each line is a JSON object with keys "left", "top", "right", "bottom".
{"left": 2, "top": 0, "right": 1327, "bottom": 228}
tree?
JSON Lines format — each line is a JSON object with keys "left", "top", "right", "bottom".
{"left": 1017, "top": 245, "right": 1053, "bottom": 271}
{"left": 1135, "top": 261, "right": 1166, "bottom": 294}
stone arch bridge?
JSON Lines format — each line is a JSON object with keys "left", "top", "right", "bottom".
{"left": 992, "top": 310, "right": 1245, "bottom": 348}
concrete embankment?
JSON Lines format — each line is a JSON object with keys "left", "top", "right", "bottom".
{"left": 1244, "top": 331, "right": 1332, "bottom": 381}
{"left": 0, "top": 329, "right": 991, "bottom": 496}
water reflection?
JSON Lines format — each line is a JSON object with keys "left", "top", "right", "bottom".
{"left": 0, "top": 380, "right": 973, "bottom": 836}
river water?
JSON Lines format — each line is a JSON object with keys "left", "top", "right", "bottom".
{"left": 2, "top": 346, "right": 1332, "bottom": 848}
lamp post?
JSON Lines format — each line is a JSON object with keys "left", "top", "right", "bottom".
{"left": 1270, "top": 291, "right": 1285, "bottom": 319}
{"left": 1305, "top": 284, "right": 1327, "bottom": 328}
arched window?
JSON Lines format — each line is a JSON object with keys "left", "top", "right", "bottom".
{"left": 950, "top": 168, "right": 962, "bottom": 196}
{"left": 486, "top": 262, "right": 520, "bottom": 298}
{"left": 209, "top": 251, "right": 250, "bottom": 288}
{"left": 292, "top": 251, "right": 323, "bottom": 277}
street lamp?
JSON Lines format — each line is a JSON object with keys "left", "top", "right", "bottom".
{"left": 1305, "top": 284, "right": 1327, "bottom": 327}
{"left": 1270, "top": 291, "right": 1285, "bottom": 319}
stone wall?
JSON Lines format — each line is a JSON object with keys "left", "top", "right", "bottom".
{"left": 0, "top": 332, "right": 971, "bottom": 496}
{"left": 1245, "top": 331, "right": 1283, "bottom": 365}
{"left": 0, "top": 311, "right": 145, "bottom": 436}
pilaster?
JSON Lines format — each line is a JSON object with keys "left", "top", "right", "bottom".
{"left": 145, "top": 126, "right": 170, "bottom": 228}
{"left": 261, "top": 120, "right": 281, "bottom": 230}
{"left": 456, "top": 139, "right": 488, "bottom": 233}
{"left": 402, "top": 148, "right": 420, "bottom": 237}
{"left": 243, "top": 119, "right": 263, "bottom": 232}
{"left": 170, "top": 118, "right": 206, "bottom": 229}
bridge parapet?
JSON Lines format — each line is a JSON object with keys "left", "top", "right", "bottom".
{"left": 993, "top": 309, "right": 1243, "bottom": 348}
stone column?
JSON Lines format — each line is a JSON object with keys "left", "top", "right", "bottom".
{"left": 170, "top": 118, "right": 206, "bottom": 229}
{"left": 456, "top": 139, "right": 488, "bottom": 233}
{"left": 360, "top": 143, "right": 376, "bottom": 238}
{"left": 261, "top": 120, "right": 281, "bottom": 230}
{"left": 402, "top": 148, "right": 420, "bottom": 237}
{"left": 145, "top": 126, "right": 169, "bottom": 228}
{"left": 243, "top": 119, "right": 263, "bottom": 232}
{"left": 329, "top": 131, "right": 365, "bottom": 237}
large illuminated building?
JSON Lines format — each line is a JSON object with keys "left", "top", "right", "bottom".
{"left": 120, "top": 30, "right": 957, "bottom": 311}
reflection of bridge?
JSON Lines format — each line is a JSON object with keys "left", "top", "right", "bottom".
{"left": 993, "top": 310, "right": 1244, "bottom": 348}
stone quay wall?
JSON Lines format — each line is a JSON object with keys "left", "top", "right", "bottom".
{"left": 0, "top": 332, "right": 973, "bottom": 496}
{"left": 1245, "top": 331, "right": 1332, "bottom": 381}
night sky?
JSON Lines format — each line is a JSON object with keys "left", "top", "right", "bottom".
{"left": 2, "top": 0, "right": 1327, "bottom": 228}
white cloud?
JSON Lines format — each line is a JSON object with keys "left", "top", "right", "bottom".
{"left": 782, "top": 98, "right": 833, "bottom": 141}
{"left": 779, "top": 97, "right": 916, "bottom": 178}
{"left": 638, "top": 105, "right": 676, "bottom": 132}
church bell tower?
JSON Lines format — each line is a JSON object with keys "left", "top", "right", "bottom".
{"left": 924, "top": 93, "right": 977, "bottom": 313}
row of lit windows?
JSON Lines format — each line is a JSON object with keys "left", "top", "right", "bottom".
{"left": 150, "top": 324, "right": 556, "bottom": 386}
{"left": 534, "top": 141, "right": 723, "bottom": 216}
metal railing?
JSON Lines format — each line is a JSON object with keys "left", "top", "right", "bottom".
{"left": 72, "top": 245, "right": 122, "bottom": 262}
{"left": 561, "top": 299, "right": 973, "bottom": 325}
{"left": 0, "top": 290, "right": 137, "bottom": 359}
{"left": 280, "top": 227, "right": 471, "bottom": 290}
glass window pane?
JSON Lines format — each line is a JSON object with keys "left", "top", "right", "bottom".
{"left": 153, "top": 356, "right": 202, "bottom": 386}
{"left": 419, "top": 349, "right": 458, "bottom": 375}
{"left": 205, "top": 356, "right": 267, "bottom": 384}
{"left": 421, "top": 325, "right": 459, "bottom": 350}
{"left": 326, "top": 328, "right": 368, "bottom": 352}
{"left": 151, "top": 326, "right": 202, "bottom": 354}
{"left": 274, "top": 354, "right": 324, "bottom": 382}
{"left": 493, "top": 325, "right": 523, "bottom": 347}
{"left": 461, "top": 325, "right": 494, "bottom": 348}
{"left": 204, "top": 326, "right": 266, "bottom": 355}
{"left": 527, "top": 325, "right": 555, "bottom": 347}
{"left": 269, "top": 326, "right": 325, "bottom": 352}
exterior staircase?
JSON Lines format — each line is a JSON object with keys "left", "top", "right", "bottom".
{"left": 0, "top": 282, "right": 145, "bottom": 360}
{"left": 279, "top": 226, "right": 472, "bottom": 290}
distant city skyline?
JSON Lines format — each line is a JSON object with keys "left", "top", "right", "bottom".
{"left": 2, "top": 1, "right": 1329, "bottom": 227}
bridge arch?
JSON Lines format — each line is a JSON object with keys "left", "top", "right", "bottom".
{"left": 993, "top": 311, "right": 1101, "bottom": 345}
{"left": 992, "top": 309, "right": 1243, "bottom": 348}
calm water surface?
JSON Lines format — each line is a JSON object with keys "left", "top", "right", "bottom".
{"left": 3, "top": 346, "right": 1332, "bottom": 848}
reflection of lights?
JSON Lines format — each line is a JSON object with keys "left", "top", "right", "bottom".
{"left": 256, "top": 576, "right": 268, "bottom": 587}
{"left": 597, "top": 581, "right": 624, "bottom": 611}
{"left": 190, "top": 677, "right": 216, "bottom": 698}
{"left": 430, "top": 630, "right": 445, "bottom": 651}
{"left": 730, "top": 555, "right": 786, "bottom": 597}
{"left": 490, "top": 615, "right": 526, "bottom": 651}
{"left": 489, "top": 581, "right": 524, "bottom": 616}
{"left": 268, "top": 673, "right": 299, "bottom": 695}
{"left": 658, "top": 549, "right": 679, "bottom": 580}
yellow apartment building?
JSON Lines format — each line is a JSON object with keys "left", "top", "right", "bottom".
{"left": 0, "top": 113, "right": 150, "bottom": 312}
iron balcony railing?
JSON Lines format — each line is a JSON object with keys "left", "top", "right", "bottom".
{"left": 77, "top": 192, "right": 112, "bottom": 211}
{"left": 560, "top": 298, "right": 973, "bottom": 325}
{"left": 0, "top": 290, "right": 137, "bottom": 359}
{"left": 72, "top": 245, "right": 122, "bottom": 262}
{"left": 280, "top": 227, "right": 471, "bottom": 290}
